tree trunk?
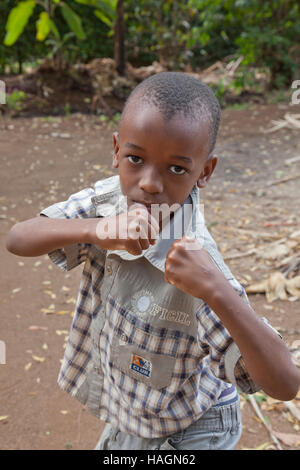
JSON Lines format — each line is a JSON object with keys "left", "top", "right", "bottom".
{"left": 114, "top": 0, "right": 125, "bottom": 76}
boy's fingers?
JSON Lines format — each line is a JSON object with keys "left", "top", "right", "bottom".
{"left": 133, "top": 223, "right": 150, "bottom": 251}
{"left": 127, "top": 238, "right": 144, "bottom": 256}
{"left": 129, "top": 203, "right": 159, "bottom": 242}
{"left": 129, "top": 203, "right": 149, "bottom": 218}
{"left": 147, "top": 213, "right": 160, "bottom": 240}
{"left": 131, "top": 214, "right": 159, "bottom": 245}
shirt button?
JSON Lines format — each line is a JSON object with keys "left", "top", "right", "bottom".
{"left": 106, "top": 263, "right": 113, "bottom": 275}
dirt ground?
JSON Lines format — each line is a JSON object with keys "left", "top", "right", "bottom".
{"left": 1, "top": 102, "right": 300, "bottom": 450}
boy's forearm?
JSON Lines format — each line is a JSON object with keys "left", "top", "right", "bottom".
{"left": 206, "top": 281, "right": 300, "bottom": 400}
{"left": 6, "top": 216, "right": 100, "bottom": 257}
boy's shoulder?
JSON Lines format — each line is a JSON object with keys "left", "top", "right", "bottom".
{"left": 93, "top": 174, "right": 120, "bottom": 195}
{"left": 91, "top": 174, "right": 126, "bottom": 218}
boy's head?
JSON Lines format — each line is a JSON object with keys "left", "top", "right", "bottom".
{"left": 113, "top": 72, "right": 220, "bottom": 211}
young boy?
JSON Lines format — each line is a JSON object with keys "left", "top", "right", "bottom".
{"left": 6, "top": 72, "right": 299, "bottom": 450}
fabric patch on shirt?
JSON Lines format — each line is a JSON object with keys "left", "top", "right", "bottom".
{"left": 130, "top": 354, "right": 152, "bottom": 378}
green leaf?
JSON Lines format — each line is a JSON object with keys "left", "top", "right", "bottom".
{"left": 94, "top": 9, "right": 113, "bottom": 27}
{"left": 4, "top": 0, "right": 36, "bottom": 46}
{"left": 60, "top": 3, "right": 86, "bottom": 40}
{"left": 92, "top": 0, "right": 116, "bottom": 17}
{"left": 49, "top": 20, "right": 61, "bottom": 40}
{"left": 74, "top": 0, "right": 116, "bottom": 15}
{"left": 36, "top": 12, "right": 51, "bottom": 41}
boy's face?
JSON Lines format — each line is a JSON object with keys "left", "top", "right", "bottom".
{"left": 112, "top": 102, "right": 218, "bottom": 215}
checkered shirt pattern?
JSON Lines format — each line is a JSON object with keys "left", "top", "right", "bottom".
{"left": 40, "top": 175, "right": 260, "bottom": 438}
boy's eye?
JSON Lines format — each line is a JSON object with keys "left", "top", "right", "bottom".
{"left": 127, "top": 155, "right": 142, "bottom": 165}
{"left": 170, "top": 165, "right": 187, "bottom": 175}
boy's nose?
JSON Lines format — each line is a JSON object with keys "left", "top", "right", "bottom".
{"left": 139, "top": 169, "right": 163, "bottom": 194}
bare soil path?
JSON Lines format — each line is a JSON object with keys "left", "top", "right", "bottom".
{"left": 1, "top": 103, "right": 299, "bottom": 450}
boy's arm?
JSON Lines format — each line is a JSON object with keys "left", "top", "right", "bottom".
{"left": 6, "top": 208, "right": 159, "bottom": 260}
{"left": 6, "top": 216, "right": 99, "bottom": 257}
{"left": 206, "top": 279, "right": 299, "bottom": 400}
{"left": 165, "top": 235, "right": 300, "bottom": 401}
{"left": 6, "top": 184, "right": 102, "bottom": 264}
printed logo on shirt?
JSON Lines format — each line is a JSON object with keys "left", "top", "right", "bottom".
{"left": 130, "top": 289, "right": 191, "bottom": 326}
{"left": 131, "top": 290, "right": 156, "bottom": 318}
{"left": 130, "top": 354, "right": 152, "bottom": 378}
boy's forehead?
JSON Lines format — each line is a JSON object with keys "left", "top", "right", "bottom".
{"left": 119, "top": 100, "right": 211, "bottom": 146}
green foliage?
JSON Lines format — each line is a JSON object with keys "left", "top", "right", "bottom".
{"left": 3, "top": 1, "right": 88, "bottom": 45}
{"left": 4, "top": 0, "right": 36, "bottom": 46}
{"left": 64, "top": 102, "right": 71, "bottom": 116}
{"left": 6, "top": 89, "right": 26, "bottom": 110}
{"left": 0, "top": 0, "right": 48, "bottom": 74}
{"left": 126, "top": 0, "right": 197, "bottom": 68}
{"left": 188, "top": 0, "right": 299, "bottom": 86}
{"left": 60, "top": 3, "right": 86, "bottom": 40}
{"left": 1, "top": 0, "right": 299, "bottom": 88}
{"left": 36, "top": 12, "right": 52, "bottom": 41}
{"left": 2, "top": 0, "right": 115, "bottom": 70}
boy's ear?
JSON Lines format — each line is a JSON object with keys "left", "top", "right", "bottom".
{"left": 196, "top": 155, "right": 218, "bottom": 188}
{"left": 112, "top": 131, "right": 120, "bottom": 168}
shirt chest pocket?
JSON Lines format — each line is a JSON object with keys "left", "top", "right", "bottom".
{"left": 110, "top": 335, "right": 176, "bottom": 390}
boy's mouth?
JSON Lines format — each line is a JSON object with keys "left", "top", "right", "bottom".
{"left": 131, "top": 199, "right": 176, "bottom": 224}
{"left": 131, "top": 200, "right": 161, "bottom": 211}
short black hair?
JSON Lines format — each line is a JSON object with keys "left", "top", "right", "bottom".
{"left": 121, "top": 72, "right": 221, "bottom": 155}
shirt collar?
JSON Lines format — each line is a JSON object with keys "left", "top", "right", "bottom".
{"left": 91, "top": 176, "right": 205, "bottom": 273}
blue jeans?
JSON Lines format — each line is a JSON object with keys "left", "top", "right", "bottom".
{"left": 95, "top": 399, "right": 242, "bottom": 450}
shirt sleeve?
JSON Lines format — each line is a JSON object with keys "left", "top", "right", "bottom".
{"left": 196, "top": 278, "right": 282, "bottom": 394}
{"left": 39, "top": 185, "right": 99, "bottom": 272}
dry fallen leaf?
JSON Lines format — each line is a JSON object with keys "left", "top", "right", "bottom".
{"left": 264, "top": 113, "right": 300, "bottom": 133}
{"left": 241, "top": 442, "right": 273, "bottom": 450}
{"left": 290, "top": 340, "right": 300, "bottom": 367}
{"left": 32, "top": 355, "right": 45, "bottom": 363}
{"left": 0, "top": 416, "right": 8, "bottom": 422}
{"left": 11, "top": 288, "right": 22, "bottom": 294}
{"left": 283, "top": 411, "right": 295, "bottom": 424}
{"left": 260, "top": 241, "right": 297, "bottom": 261}
{"left": 56, "top": 310, "right": 70, "bottom": 316}
{"left": 285, "top": 276, "right": 300, "bottom": 298}
{"left": 40, "top": 308, "right": 55, "bottom": 315}
{"left": 28, "top": 325, "right": 48, "bottom": 331}
{"left": 24, "top": 362, "right": 32, "bottom": 371}
{"left": 284, "top": 400, "right": 300, "bottom": 422}
{"left": 56, "top": 330, "right": 69, "bottom": 336}
{"left": 44, "top": 290, "right": 56, "bottom": 299}
{"left": 246, "top": 272, "right": 300, "bottom": 302}
{"left": 273, "top": 431, "right": 300, "bottom": 447}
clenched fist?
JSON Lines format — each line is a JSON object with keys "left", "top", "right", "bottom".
{"left": 95, "top": 203, "right": 160, "bottom": 256}
{"left": 164, "top": 235, "right": 226, "bottom": 302}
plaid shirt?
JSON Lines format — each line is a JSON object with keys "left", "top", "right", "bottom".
{"left": 40, "top": 175, "right": 262, "bottom": 438}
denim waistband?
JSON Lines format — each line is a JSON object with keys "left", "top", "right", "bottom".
{"left": 183, "top": 398, "right": 241, "bottom": 433}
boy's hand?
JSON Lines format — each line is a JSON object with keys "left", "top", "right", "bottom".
{"left": 164, "top": 235, "right": 225, "bottom": 301}
{"left": 95, "top": 203, "right": 160, "bottom": 255}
